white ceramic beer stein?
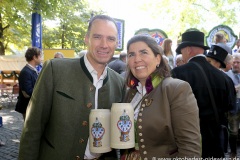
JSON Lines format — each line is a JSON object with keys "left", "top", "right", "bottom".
{"left": 89, "top": 109, "right": 111, "bottom": 153}
{"left": 110, "top": 103, "right": 135, "bottom": 149}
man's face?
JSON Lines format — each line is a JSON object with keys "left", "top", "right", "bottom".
{"left": 34, "top": 54, "right": 42, "bottom": 66}
{"left": 85, "top": 19, "right": 118, "bottom": 68}
{"left": 232, "top": 58, "right": 240, "bottom": 73}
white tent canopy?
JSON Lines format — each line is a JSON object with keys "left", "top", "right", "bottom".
{"left": 0, "top": 55, "right": 26, "bottom": 71}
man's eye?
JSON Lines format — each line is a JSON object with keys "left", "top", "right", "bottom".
{"left": 108, "top": 37, "right": 116, "bottom": 42}
{"left": 93, "top": 36, "right": 101, "bottom": 39}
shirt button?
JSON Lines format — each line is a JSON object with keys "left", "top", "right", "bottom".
{"left": 79, "top": 139, "right": 84, "bottom": 144}
{"left": 82, "top": 121, "right": 88, "bottom": 126}
{"left": 143, "top": 151, "right": 147, "bottom": 154}
{"left": 87, "top": 103, "right": 92, "bottom": 108}
{"left": 140, "top": 139, "right": 144, "bottom": 142}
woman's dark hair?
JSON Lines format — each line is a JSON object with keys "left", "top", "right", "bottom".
{"left": 126, "top": 35, "right": 171, "bottom": 87}
{"left": 25, "top": 47, "right": 41, "bottom": 62}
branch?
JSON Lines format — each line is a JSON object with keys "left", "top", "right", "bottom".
{"left": 3, "top": 24, "right": 10, "bottom": 30}
{"left": 192, "top": 3, "right": 210, "bottom": 12}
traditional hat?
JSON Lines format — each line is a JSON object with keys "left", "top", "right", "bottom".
{"left": 206, "top": 43, "right": 231, "bottom": 68}
{"left": 176, "top": 31, "right": 210, "bottom": 54}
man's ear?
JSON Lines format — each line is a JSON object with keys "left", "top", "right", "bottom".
{"left": 84, "top": 35, "right": 89, "bottom": 45}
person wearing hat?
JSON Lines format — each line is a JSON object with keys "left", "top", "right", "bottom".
{"left": 206, "top": 43, "right": 231, "bottom": 69}
{"left": 172, "top": 31, "right": 235, "bottom": 158}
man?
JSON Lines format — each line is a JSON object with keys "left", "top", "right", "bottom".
{"left": 172, "top": 31, "right": 235, "bottom": 158}
{"left": 206, "top": 43, "right": 232, "bottom": 69}
{"left": 214, "top": 32, "right": 227, "bottom": 44}
{"left": 18, "top": 15, "right": 125, "bottom": 160}
{"left": 232, "top": 39, "right": 240, "bottom": 54}
{"left": 225, "top": 53, "right": 240, "bottom": 158}
{"left": 108, "top": 52, "right": 127, "bottom": 74}
{"left": 54, "top": 52, "right": 64, "bottom": 58}
{"left": 15, "top": 47, "right": 42, "bottom": 120}
{"left": 175, "top": 54, "right": 185, "bottom": 67}
{"left": 222, "top": 54, "right": 233, "bottom": 72}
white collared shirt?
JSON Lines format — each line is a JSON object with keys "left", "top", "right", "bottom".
{"left": 130, "top": 82, "right": 147, "bottom": 120}
{"left": 26, "top": 63, "right": 38, "bottom": 75}
{"left": 83, "top": 55, "right": 107, "bottom": 159}
{"left": 188, "top": 54, "right": 206, "bottom": 63}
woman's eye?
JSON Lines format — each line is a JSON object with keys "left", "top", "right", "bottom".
{"left": 128, "top": 53, "right": 134, "bottom": 57}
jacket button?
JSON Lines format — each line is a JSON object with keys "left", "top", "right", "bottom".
{"left": 87, "top": 103, "right": 92, "bottom": 108}
{"left": 138, "top": 125, "right": 142, "bottom": 129}
{"left": 143, "top": 151, "right": 147, "bottom": 154}
{"left": 82, "top": 121, "right": 88, "bottom": 126}
{"left": 79, "top": 139, "right": 84, "bottom": 144}
{"left": 142, "top": 104, "right": 145, "bottom": 107}
{"left": 139, "top": 113, "right": 142, "bottom": 116}
{"left": 75, "top": 156, "right": 80, "bottom": 160}
{"left": 139, "top": 133, "right": 142, "bottom": 136}
{"left": 90, "top": 86, "right": 94, "bottom": 91}
{"left": 144, "top": 158, "right": 148, "bottom": 160}
{"left": 140, "top": 139, "right": 144, "bottom": 142}
{"left": 138, "top": 119, "right": 142, "bottom": 122}
{"left": 141, "top": 145, "right": 145, "bottom": 148}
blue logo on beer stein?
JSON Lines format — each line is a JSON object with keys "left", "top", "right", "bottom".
{"left": 91, "top": 117, "right": 105, "bottom": 147}
{"left": 117, "top": 109, "right": 132, "bottom": 142}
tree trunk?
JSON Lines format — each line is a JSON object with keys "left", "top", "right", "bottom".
{"left": 61, "top": 24, "right": 65, "bottom": 48}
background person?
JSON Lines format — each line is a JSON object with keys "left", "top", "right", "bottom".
{"left": 162, "top": 38, "right": 174, "bottom": 69}
{"left": 18, "top": 15, "right": 125, "bottom": 160}
{"left": 214, "top": 32, "right": 227, "bottom": 44}
{"left": 172, "top": 31, "right": 235, "bottom": 158}
{"left": 222, "top": 54, "right": 233, "bottom": 72}
{"left": 175, "top": 54, "right": 185, "bottom": 67}
{"left": 233, "top": 39, "right": 240, "bottom": 54}
{"left": 54, "top": 52, "right": 64, "bottom": 58}
{"left": 15, "top": 47, "right": 42, "bottom": 120}
{"left": 108, "top": 52, "right": 127, "bottom": 74}
{"left": 121, "top": 35, "right": 201, "bottom": 158}
{"left": 225, "top": 53, "right": 240, "bottom": 158}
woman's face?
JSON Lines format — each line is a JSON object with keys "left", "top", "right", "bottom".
{"left": 127, "top": 41, "right": 161, "bottom": 85}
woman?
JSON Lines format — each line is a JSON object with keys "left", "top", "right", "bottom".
{"left": 121, "top": 35, "right": 201, "bottom": 159}
{"left": 162, "top": 38, "right": 174, "bottom": 69}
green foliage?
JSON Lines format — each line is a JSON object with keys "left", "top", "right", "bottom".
{"left": 140, "top": 0, "right": 240, "bottom": 42}
{"left": 0, "top": 0, "right": 97, "bottom": 55}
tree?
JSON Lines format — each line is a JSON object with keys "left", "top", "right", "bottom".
{"left": 0, "top": 0, "right": 31, "bottom": 55}
{"left": 42, "top": 1, "right": 99, "bottom": 53}
{"left": 140, "top": 0, "right": 240, "bottom": 42}
{"left": 0, "top": 0, "right": 95, "bottom": 55}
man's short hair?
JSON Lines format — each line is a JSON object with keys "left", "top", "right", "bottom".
{"left": 25, "top": 47, "right": 41, "bottom": 62}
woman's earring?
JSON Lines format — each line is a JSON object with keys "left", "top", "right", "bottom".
{"left": 156, "top": 64, "right": 160, "bottom": 68}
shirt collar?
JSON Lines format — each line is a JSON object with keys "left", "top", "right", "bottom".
{"left": 27, "top": 63, "right": 38, "bottom": 73}
{"left": 84, "top": 55, "right": 107, "bottom": 80}
{"left": 188, "top": 54, "right": 206, "bottom": 62}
